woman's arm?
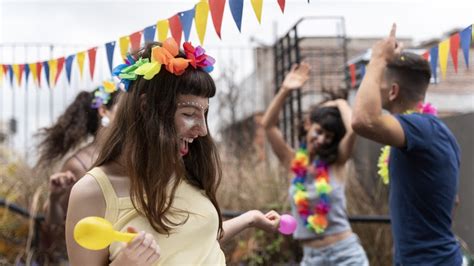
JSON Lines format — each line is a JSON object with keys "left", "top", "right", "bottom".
{"left": 219, "top": 210, "right": 280, "bottom": 246}
{"left": 44, "top": 157, "right": 84, "bottom": 226}
{"left": 334, "top": 99, "right": 357, "bottom": 165}
{"left": 261, "top": 63, "right": 311, "bottom": 167}
{"left": 65, "top": 174, "right": 160, "bottom": 266}
{"left": 65, "top": 174, "right": 109, "bottom": 265}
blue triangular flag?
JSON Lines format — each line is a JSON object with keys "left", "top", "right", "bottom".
{"left": 179, "top": 8, "right": 195, "bottom": 42}
{"left": 105, "top": 41, "right": 116, "bottom": 75}
{"left": 24, "top": 64, "right": 30, "bottom": 89}
{"left": 460, "top": 25, "right": 472, "bottom": 68}
{"left": 65, "top": 55, "right": 75, "bottom": 84}
{"left": 359, "top": 64, "right": 366, "bottom": 79}
{"left": 43, "top": 61, "right": 50, "bottom": 88}
{"left": 143, "top": 25, "right": 156, "bottom": 43}
{"left": 430, "top": 46, "right": 439, "bottom": 82}
{"left": 229, "top": 0, "right": 244, "bottom": 32}
{"left": 8, "top": 65, "right": 13, "bottom": 87}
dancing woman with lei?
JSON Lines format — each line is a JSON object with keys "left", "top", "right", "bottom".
{"left": 262, "top": 63, "right": 368, "bottom": 265}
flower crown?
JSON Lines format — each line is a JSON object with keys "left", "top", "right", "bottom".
{"left": 91, "top": 80, "right": 120, "bottom": 109}
{"left": 112, "top": 38, "right": 215, "bottom": 91}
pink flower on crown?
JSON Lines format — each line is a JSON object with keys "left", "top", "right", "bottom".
{"left": 183, "top": 42, "right": 215, "bottom": 72}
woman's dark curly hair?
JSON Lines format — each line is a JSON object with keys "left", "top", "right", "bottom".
{"left": 35, "top": 88, "right": 120, "bottom": 171}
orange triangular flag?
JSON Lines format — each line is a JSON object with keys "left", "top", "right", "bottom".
{"left": 12, "top": 64, "right": 23, "bottom": 87}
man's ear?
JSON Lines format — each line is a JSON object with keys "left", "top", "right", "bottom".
{"left": 389, "top": 82, "right": 400, "bottom": 102}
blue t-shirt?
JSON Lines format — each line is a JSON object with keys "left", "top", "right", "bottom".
{"left": 390, "top": 113, "right": 462, "bottom": 265}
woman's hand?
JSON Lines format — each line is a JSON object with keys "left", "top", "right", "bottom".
{"left": 111, "top": 227, "right": 161, "bottom": 266}
{"left": 49, "top": 171, "right": 77, "bottom": 198}
{"left": 281, "top": 62, "right": 311, "bottom": 91}
{"left": 246, "top": 210, "right": 281, "bottom": 233}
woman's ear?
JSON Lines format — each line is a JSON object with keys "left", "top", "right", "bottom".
{"left": 97, "top": 105, "right": 107, "bottom": 118}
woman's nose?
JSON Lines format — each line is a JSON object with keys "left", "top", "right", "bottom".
{"left": 193, "top": 115, "right": 208, "bottom": 137}
{"left": 197, "top": 122, "right": 208, "bottom": 137}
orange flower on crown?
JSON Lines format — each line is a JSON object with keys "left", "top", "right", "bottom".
{"left": 152, "top": 38, "right": 190, "bottom": 75}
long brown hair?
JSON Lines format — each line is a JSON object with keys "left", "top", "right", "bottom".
{"left": 94, "top": 42, "right": 223, "bottom": 237}
{"left": 35, "top": 88, "right": 120, "bottom": 172}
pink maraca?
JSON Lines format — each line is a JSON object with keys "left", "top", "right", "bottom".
{"left": 278, "top": 214, "right": 297, "bottom": 235}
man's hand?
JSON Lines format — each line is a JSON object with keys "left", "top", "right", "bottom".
{"left": 370, "top": 23, "right": 404, "bottom": 64}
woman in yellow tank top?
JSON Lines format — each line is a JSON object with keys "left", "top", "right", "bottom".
{"left": 65, "top": 39, "right": 281, "bottom": 266}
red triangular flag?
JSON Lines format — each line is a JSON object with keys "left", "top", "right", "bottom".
{"left": 129, "top": 31, "right": 143, "bottom": 52}
{"left": 349, "top": 64, "right": 356, "bottom": 88}
{"left": 55, "top": 57, "right": 65, "bottom": 85}
{"left": 2, "top": 65, "right": 8, "bottom": 75}
{"left": 277, "top": 0, "right": 285, "bottom": 13}
{"left": 422, "top": 51, "right": 430, "bottom": 61}
{"left": 169, "top": 15, "right": 183, "bottom": 46}
{"left": 36, "top": 62, "right": 43, "bottom": 87}
{"left": 209, "top": 0, "right": 226, "bottom": 39}
{"left": 87, "top": 47, "right": 97, "bottom": 81}
{"left": 450, "top": 33, "right": 460, "bottom": 73}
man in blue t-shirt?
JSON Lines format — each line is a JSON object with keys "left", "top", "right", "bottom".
{"left": 351, "top": 24, "right": 462, "bottom": 265}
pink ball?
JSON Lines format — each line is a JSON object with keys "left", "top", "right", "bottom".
{"left": 278, "top": 214, "right": 297, "bottom": 235}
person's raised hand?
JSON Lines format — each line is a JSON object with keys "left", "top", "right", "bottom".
{"left": 281, "top": 62, "right": 311, "bottom": 91}
{"left": 371, "top": 23, "right": 403, "bottom": 63}
{"left": 48, "top": 171, "right": 77, "bottom": 198}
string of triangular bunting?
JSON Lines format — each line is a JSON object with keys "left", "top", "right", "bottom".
{"left": 0, "top": 0, "right": 286, "bottom": 89}
{"left": 349, "top": 24, "right": 473, "bottom": 88}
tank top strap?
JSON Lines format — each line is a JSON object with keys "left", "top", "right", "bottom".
{"left": 87, "top": 167, "right": 119, "bottom": 223}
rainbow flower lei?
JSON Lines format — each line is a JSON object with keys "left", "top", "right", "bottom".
{"left": 378, "top": 102, "right": 438, "bottom": 184}
{"left": 292, "top": 146, "right": 332, "bottom": 234}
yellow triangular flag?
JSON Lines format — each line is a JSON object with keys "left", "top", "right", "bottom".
{"left": 195, "top": 0, "right": 209, "bottom": 45}
{"left": 119, "top": 36, "right": 130, "bottom": 62}
{"left": 157, "top": 20, "right": 169, "bottom": 42}
{"left": 77, "top": 52, "right": 86, "bottom": 79}
{"left": 0, "top": 65, "right": 3, "bottom": 85}
{"left": 251, "top": 0, "right": 263, "bottom": 24}
{"left": 12, "top": 64, "right": 21, "bottom": 87}
{"left": 29, "top": 63, "right": 38, "bottom": 87}
{"left": 48, "top": 59, "right": 58, "bottom": 87}
{"left": 438, "top": 39, "right": 450, "bottom": 80}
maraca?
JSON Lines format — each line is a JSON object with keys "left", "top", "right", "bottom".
{"left": 278, "top": 214, "right": 297, "bottom": 235}
{"left": 74, "top": 216, "right": 136, "bottom": 250}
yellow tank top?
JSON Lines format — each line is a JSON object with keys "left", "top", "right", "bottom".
{"left": 88, "top": 167, "right": 226, "bottom": 265}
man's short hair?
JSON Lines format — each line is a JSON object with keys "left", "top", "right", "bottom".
{"left": 386, "top": 52, "right": 432, "bottom": 101}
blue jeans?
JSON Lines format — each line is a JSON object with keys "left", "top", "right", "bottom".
{"left": 301, "top": 234, "right": 369, "bottom": 266}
